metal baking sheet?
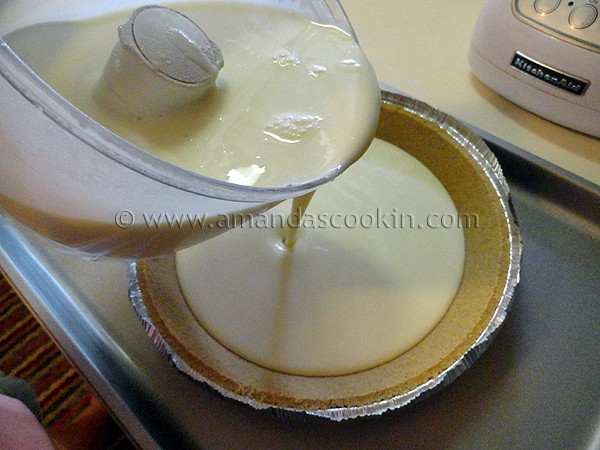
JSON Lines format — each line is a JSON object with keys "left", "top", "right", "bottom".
{"left": 0, "top": 126, "right": 598, "bottom": 449}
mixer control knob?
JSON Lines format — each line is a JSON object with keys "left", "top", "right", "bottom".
{"left": 534, "top": 0, "right": 561, "bottom": 14}
{"left": 569, "top": 4, "right": 598, "bottom": 29}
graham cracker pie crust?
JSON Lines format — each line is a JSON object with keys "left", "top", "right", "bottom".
{"left": 130, "top": 91, "right": 521, "bottom": 420}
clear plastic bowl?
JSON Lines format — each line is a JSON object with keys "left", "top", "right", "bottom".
{"left": 0, "top": 0, "right": 363, "bottom": 258}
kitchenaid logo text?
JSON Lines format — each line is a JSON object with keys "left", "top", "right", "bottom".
{"left": 510, "top": 52, "right": 589, "bottom": 96}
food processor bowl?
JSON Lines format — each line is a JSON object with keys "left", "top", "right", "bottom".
{"left": 0, "top": 0, "right": 364, "bottom": 258}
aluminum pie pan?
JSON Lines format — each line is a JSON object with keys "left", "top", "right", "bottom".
{"left": 128, "top": 90, "right": 522, "bottom": 421}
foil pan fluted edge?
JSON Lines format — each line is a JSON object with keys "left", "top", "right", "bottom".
{"left": 128, "top": 90, "right": 522, "bottom": 421}
{"left": 128, "top": 263, "right": 285, "bottom": 412}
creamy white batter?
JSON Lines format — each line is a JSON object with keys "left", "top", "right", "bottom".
{"left": 177, "top": 138, "right": 465, "bottom": 376}
{"left": 4, "top": 5, "right": 465, "bottom": 374}
{"left": 5, "top": 3, "right": 380, "bottom": 188}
